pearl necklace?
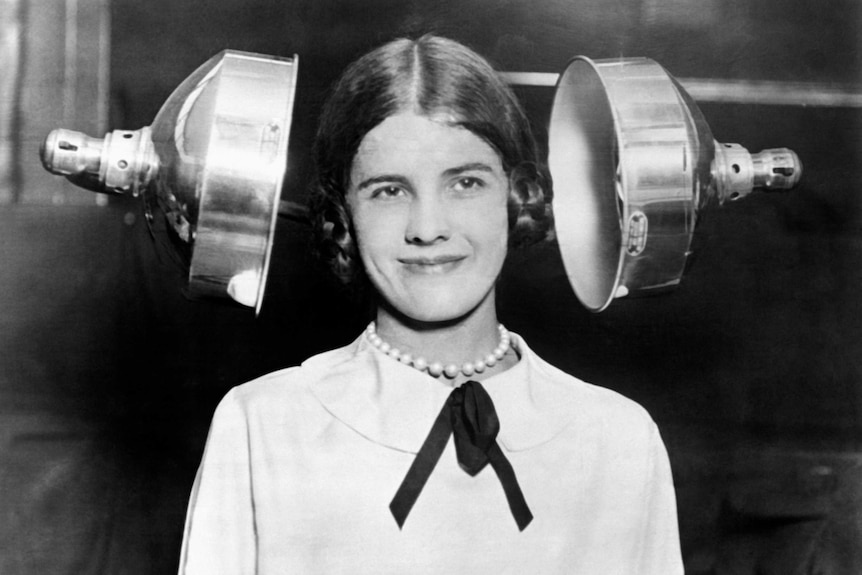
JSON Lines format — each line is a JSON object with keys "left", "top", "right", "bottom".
{"left": 365, "top": 322, "right": 512, "bottom": 379}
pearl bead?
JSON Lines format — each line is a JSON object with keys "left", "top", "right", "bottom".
{"left": 365, "top": 322, "right": 512, "bottom": 379}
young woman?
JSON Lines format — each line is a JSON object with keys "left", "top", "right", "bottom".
{"left": 179, "top": 35, "right": 683, "bottom": 574}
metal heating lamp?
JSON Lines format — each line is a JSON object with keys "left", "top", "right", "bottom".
{"left": 41, "top": 50, "right": 298, "bottom": 314}
{"left": 548, "top": 57, "right": 802, "bottom": 311}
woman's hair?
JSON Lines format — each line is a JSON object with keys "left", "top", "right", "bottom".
{"left": 310, "top": 34, "right": 553, "bottom": 287}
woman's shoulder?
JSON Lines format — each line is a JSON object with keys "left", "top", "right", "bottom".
{"left": 545, "top": 357, "right": 650, "bottom": 414}
{"left": 487, "top": 335, "right": 661, "bottom": 452}
{"left": 223, "top": 339, "right": 360, "bottom": 414}
{"left": 522, "top": 339, "right": 659, "bottom": 434}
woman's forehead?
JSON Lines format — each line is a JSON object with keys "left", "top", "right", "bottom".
{"left": 351, "top": 113, "right": 503, "bottom": 178}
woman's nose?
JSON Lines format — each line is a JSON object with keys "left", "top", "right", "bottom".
{"left": 405, "top": 194, "right": 450, "bottom": 245}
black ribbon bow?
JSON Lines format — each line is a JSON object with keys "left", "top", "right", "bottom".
{"left": 389, "top": 380, "right": 533, "bottom": 531}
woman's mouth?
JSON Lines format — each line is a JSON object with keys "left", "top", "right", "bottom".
{"left": 399, "top": 255, "right": 466, "bottom": 274}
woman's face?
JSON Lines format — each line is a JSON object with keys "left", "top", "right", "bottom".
{"left": 347, "top": 112, "right": 510, "bottom": 324}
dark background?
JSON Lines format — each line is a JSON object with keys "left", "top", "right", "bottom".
{"left": 1, "top": 0, "right": 860, "bottom": 573}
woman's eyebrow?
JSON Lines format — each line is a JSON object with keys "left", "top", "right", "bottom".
{"left": 355, "top": 163, "right": 497, "bottom": 190}
{"left": 355, "top": 174, "right": 411, "bottom": 191}
{"left": 442, "top": 162, "right": 496, "bottom": 177}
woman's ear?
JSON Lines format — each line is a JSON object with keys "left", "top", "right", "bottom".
{"left": 507, "top": 163, "right": 555, "bottom": 248}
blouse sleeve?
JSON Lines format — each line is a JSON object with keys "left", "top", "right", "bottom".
{"left": 639, "top": 422, "right": 684, "bottom": 574}
{"left": 178, "top": 389, "right": 257, "bottom": 575}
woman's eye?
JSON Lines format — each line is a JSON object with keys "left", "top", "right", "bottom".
{"left": 452, "top": 177, "right": 484, "bottom": 192}
{"left": 371, "top": 185, "right": 406, "bottom": 199}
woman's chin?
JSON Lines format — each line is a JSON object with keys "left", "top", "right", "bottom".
{"left": 384, "top": 290, "right": 495, "bottom": 327}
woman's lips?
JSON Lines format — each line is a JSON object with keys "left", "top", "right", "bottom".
{"left": 399, "top": 255, "right": 467, "bottom": 274}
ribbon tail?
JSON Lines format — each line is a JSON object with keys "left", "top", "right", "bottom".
{"left": 488, "top": 443, "right": 533, "bottom": 531}
{"left": 389, "top": 401, "right": 453, "bottom": 529}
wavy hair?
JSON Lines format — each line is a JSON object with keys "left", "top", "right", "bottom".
{"left": 310, "top": 35, "right": 553, "bottom": 287}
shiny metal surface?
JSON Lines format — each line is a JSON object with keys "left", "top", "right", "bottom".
{"left": 149, "top": 51, "right": 298, "bottom": 313}
{"left": 548, "top": 57, "right": 802, "bottom": 312}
{"left": 40, "top": 50, "right": 298, "bottom": 313}
{"left": 41, "top": 126, "right": 155, "bottom": 195}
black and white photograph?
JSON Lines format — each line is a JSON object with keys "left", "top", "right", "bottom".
{"left": 0, "top": 1, "right": 860, "bottom": 573}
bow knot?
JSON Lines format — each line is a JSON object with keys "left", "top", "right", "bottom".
{"left": 389, "top": 381, "right": 533, "bottom": 530}
{"left": 450, "top": 381, "right": 499, "bottom": 475}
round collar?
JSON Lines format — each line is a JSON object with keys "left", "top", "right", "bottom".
{"left": 307, "top": 331, "right": 582, "bottom": 453}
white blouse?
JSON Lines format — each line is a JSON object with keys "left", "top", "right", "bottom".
{"left": 178, "top": 332, "right": 683, "bottom": 574}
